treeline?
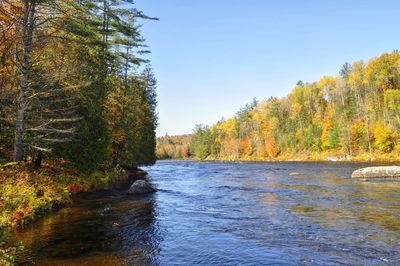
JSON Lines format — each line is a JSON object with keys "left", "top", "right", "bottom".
{"left": 156, "top": 134, "right": 192, "bottom": 159}
{"left": 0, "top": 0, "right": 158, "bottom": 171}
{"left": 161, "top": 51, "right": 400, "bottom": 161}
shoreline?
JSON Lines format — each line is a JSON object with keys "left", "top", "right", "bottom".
{"left": 0, "top": 162, "right": 144, "bottom": 264}
{"left": 158, "top": 157, "right": 400, "bottom": 164}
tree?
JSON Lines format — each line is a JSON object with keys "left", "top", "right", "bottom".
{"left": 0, "top": 0, "right": 159, "bottom": 170}
{"left": 266, "top": 136, "right": 279, "bottom": 158}
{"left": 349, "top": 60, "right": 373, "bottom": 156}
{"left": 9, "top": 0, "right": 104, "bottom": 162}
{"left": 191, "top": 125, "right": 211, "bottom": 160}
{"left": 384, "top": 90, "right": 400, "bottom": 130}
{"left": 373, "top": 123, "right": 394, "bottom": 153}
{"left": 13, "top": 0, "right": 37, "bottom": 161}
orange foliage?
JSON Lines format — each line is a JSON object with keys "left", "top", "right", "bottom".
{"left": 181, "top": 146, "right": 188, "bottom": 158}
{"left": 240, "top": 137, "right": 252, "bottom": 157}
{"left": 266, "top": 137, "right": 279, "bottom": 158}
{"left": 0, "top": 1, "right": 22, "bottom": 84}
{"left": 223, "top": 137, "right": 238, "bottom": 159}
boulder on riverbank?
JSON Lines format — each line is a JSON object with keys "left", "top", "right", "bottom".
{"left": 127, "top": 180, "right": 156, "bottom": 195}
{"left": 352, "top": 166, "right": 400, "bottom": 180}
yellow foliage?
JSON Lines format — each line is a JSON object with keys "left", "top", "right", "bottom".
{"left": 348, "top": 61, "right": 365, "bottom": 91}
{"left": 373, "top": 123, "right": 394, "bottom": 153}
{"left": 365, "top": 52, "right": 400, "bottom": 93}
{"left": 321, "top": 108, "right": 333, "bottom": 149}
{"left": 384, "top": 89, "right": 400, "bottom": 128}
{"left": 224, "top": 118, "right": 237, "bottom": 138}
{"left": 317, "top": 76, "right": 337, "bottom": 101}
{"left": 290, "top": 103, "right": 302, "bottom": 120}
{"left": 351, "top": 118, "right": 366, "bottom": 151}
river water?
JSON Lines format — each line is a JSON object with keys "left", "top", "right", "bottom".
{"left": 15, "top": 160, "right": 400, "bottom": 265}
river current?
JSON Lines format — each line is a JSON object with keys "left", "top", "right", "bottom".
{"left": 16, "top": 160, "right": 400, "bottom": 265}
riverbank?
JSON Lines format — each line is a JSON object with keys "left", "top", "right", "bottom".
{"left": 13, "top": 160, "right": 400, "bottom": 265}
{"left": 183, "top": 150, "right": 400, "bottom": 163}
{"left": 164, "top": 156, "right": 400, "bottom": 164}
{"left": 0, "top": 161, "right": 140, "bottom": 265}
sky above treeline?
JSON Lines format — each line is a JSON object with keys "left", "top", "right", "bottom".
{"left": 135, "top": 0, "right": 400, "bottom": 137}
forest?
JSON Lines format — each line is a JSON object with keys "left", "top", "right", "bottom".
{"left": 0, "top": 1, "right": 157, "bottom": 263}
{"left": 156, "top": 134, "right": 192, "bottom": 159}
{"left": 0, "top": 0, "right": 158, "bottom": 169}
{"left": 157, "top": 51, "right": 400, "bottom": 161}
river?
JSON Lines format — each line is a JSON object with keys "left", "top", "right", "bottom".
{"left": 15, "top": 160, "right": 400, "bottom": 265}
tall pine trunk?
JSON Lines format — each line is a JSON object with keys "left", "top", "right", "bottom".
{"left": 14, "top": 2, "right": 36, "bottom": 162}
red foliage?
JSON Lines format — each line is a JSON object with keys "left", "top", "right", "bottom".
{"left": 67, "top": 183, "right": 80, "bottom": 194}
{"left": 11, "top": 212, "right": 24, "bottom": 226}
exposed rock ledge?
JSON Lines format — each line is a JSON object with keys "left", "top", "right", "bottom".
{"left": 127, "top": 180, "right": 156, "bottom": 195}
{"left": 352, "top": 166, "right": 400, "bottom": 179}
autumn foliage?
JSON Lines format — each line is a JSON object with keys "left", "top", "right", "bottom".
{"left": 158, "top": 51, "right": 400, "bottom": 161}
{"left": 1, "top": 1, "right": 158, "bottom": 262}
{"left": 0, "top": 0, "right": 158, "bottom": 169}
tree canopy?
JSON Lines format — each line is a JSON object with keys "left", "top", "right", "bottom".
{"left": 0, "top": 0, "right": 158, "bottom": 170}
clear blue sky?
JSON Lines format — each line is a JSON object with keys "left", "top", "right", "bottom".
{"left": 135, "top": 0, "right": 400, "bottom": 136}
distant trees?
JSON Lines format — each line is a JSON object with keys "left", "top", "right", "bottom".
{"left": 191, "top": 125, "right": 211, "bottom": 160}
{"left": 158, "top": 51, "right": 400, "bottom": 161}
{"left": 0, "top": 0, "right": 158, "bottom": 170}
{"left": 156, "top": 134, "right": 192, "bottom": 159}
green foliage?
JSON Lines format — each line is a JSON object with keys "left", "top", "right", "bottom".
{"left": 328, "top": 125, "right": 341, "bottom": 150}
{"left": 103, "top": 68, "right": 158, "bottom": 168}
{"left": 58, "top": 105, "right": 110, "bottom": 173}
{"left": 0, "top": 0, "right": 158, "bottom": 170}
{"left": 0, "top": 2, "right": 158, "bottom": 261}
{"left": 191, "top": 125, "right": 211, "bottom": 160}
{"left": 0, "top": 236, "right": 24, "bottom": 266}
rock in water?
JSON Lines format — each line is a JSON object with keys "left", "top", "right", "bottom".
{"left": 127, "top": 180, "right": 156, "bottom": 195}
{"left": 352, "top": 166, "right": 400, "bottom": 179}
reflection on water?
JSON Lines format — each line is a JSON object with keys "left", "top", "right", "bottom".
{"left": 16, "top": 161, "right": 400, "bottom": 265}
{"left": 16, "top": 191, "right": 161, "bottom": 265}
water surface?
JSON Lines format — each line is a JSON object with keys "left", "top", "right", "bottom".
{"left": 16, "top": 161, "right": 400, "bottom": 265}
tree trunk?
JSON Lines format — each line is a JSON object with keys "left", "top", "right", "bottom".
{"left": 14, "top": 2, "right": 36, "bottom": 162}
{"left": 102, "top": 0, "right": 109, "bottom": 53}
{"left": 347, "top": 129, "right": 353, "bottom": 157}
{"left": 124, "top": 46, "right": 130, "bottom": 85}
{"left": 364, "top": 111, "right": 373, "bottom": 159}
{"left": 33, "top": 150, "right": 43, "bottom": 168}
